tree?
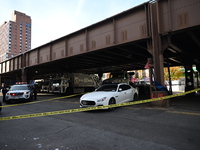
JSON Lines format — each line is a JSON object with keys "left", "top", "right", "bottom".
{"left": 164, "top": 67, "right": 184, "bottom": 81}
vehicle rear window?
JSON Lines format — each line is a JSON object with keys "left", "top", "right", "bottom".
{"left": 96, "top": 84, "right": 118, "bottom": 91}
{"left": 119, "top": 85, "right": 131, "bottom": 91}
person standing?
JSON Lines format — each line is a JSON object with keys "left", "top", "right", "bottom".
{"left": 33, "top": 85, "right": 37, "bottom": 100}
{"left": 2, "top": 85, "right": 8, "bottom": 102}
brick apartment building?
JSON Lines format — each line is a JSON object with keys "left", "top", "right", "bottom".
{"left": 0, "top": 10, "right": 31, "bottom": 62}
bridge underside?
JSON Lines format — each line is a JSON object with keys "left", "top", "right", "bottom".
{"left": 25, "top": 26, "right": 200, "bottom": 78}
{"left": 1, "top": 40, "right": 150, "bottom": 80}
{"left": 27, "top": 39, "right": 152, "bottom": 78}
{"left": 2, "top": 25, "right": 200, "bottom": 80}
{"left": 169, "top": 26, "right": 200, "bottom": 66}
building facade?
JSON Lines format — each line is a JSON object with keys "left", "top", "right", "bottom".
{"left": 0, "top": 10, "right": 31, "bottom": 62}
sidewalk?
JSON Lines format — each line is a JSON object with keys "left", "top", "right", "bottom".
{"left": 133, "top": 91, "right": 200, "bottom": 112}
{"left": 169, "top": 92, "right": 200, "bottom": 112}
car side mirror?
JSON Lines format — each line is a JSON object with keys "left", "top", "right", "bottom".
{"left": 118, "top": 88, "right": 122, "bottom": 92}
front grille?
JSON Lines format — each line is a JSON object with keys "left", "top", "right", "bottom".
{"left": 17, "top": 93, "right": 23, "bottom": 95}
{"left": 81, "top": 101, "right": 96, "bottom": 105}
{"left": 11, "top": 93, "right": 23, "bottom": 96}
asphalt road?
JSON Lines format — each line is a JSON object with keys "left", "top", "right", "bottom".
{"left": 0, "top": 93, "right": 200, "bottom": 150}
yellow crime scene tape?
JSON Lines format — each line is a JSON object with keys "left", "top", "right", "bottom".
{"left": 0, "top": 88, "right": 200, "bottom": 121}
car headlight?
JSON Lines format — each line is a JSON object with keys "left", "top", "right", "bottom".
{"left": 97, "top": 97, "right": 107, "bottom": 102}
{"left": 24, "top": 92, "right": 29, "bottom": 94}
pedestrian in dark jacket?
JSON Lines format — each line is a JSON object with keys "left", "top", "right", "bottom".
{"left": 2, "top": 86, "right": 8, "bottom": 102}
{"left": 33, "top": 85, "right": 37, "bottom": 100}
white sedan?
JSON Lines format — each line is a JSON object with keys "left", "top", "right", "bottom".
{"left": 80, "top": 83, "right": 138, "bottom": 110}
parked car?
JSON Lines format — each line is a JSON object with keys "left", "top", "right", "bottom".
{"left": 80, "top": 83, "right": 138, "bottom": 110}
{"left": 5, "top": 84, "right": 33, "bottom": 104}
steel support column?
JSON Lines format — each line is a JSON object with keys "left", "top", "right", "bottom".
{"left": 149, "top": 3, "right": 165, "bottom": 85}
{"left": 148, "top": 2, "right": 169, "bottom": 107}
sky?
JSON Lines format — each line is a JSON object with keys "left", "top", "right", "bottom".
{"left": 0, "top": 0, "right": 148, "bottom": 49}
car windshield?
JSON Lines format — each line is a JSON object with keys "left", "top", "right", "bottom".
{"left": 96, "top": 84, "right": 118, "bottom": 92}
{"left": 10, "top": 85, "right": 29, "bottom": 91}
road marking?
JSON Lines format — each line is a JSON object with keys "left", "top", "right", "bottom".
{"left": 145, "top": 107, "right": 167, "bottom": 110}
{"left": 166, "top": 110, "right": 200, "bottom": 116}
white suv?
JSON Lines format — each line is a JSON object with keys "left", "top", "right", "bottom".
{"left": 5, "top": 84, "right": 33, "bottom": 104}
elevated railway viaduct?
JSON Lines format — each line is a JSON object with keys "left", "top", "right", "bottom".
{"left": 1, "top": 0, "right": 200, "bottom": 94}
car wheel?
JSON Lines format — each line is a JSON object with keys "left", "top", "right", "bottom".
{"left": 133, "top": 94, "right": 138, "bottom": 101}
{"left": 108, "top": 98, "right": 116, "bottom": 110}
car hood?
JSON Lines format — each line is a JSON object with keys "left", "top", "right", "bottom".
{"left": 81, "top": 91, "right": 115, "bottom": 100}
{"left": 8, "top": 90, "right": 30, "bottom": 93}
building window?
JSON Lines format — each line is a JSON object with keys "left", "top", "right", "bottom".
{"left": 26, "top": 23, "right": 31, "bottom": 27}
